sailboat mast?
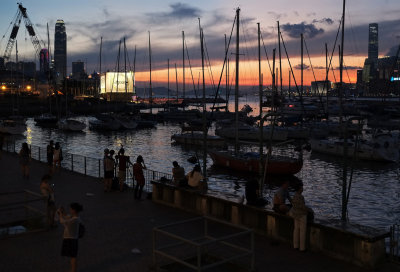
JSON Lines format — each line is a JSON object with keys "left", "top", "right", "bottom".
{"left": 133, "top": 45, "right": 136, "bottom": 92}
{"left": 301, "top": 33, "right": 304, "bottom": 96}
{"left": 278, "top": 21, "right": 282, "bottom": 96}
{"left": 258, "top": 22, "right": 263, "bottom": 179}
{"left": 99, "top": 37, "right": 102, "bottom": 98}
{"left": 167, "top": 59, "right": 170, "bottom": 107}
{"left": 182, "top": 31, "right": 185, "bottom": 100}
{"left": 234, "top": 8, "right": 240, "bottom": 154}
{"left": 225, "top": 34, "right": 228, "bottom": 111}
{"left": 116, "top": 39, "right": 121, "bottom": 101}
{"left": 199, "top": 21, "right": 207, "bottom": 179}
{"left": 124, "top": 37, "right": 127, "bottom": 93}
{"left": 325, "top": 43, "right": 328, "bottom": 116}
{"left": 175, "top": 63, "right": 178, "bottom": 102}
{"left": 149, "top": 31, "right": 152, "bottom": 114}
{"left": 340, "top": 0, "right": 347, "bottom": 221}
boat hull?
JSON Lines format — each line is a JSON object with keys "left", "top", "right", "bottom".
{"left": 172, "top": 133, "right": 226, "bottom": 148}
{"left": 208, "top": 150, "right": 302, "bottom": 175}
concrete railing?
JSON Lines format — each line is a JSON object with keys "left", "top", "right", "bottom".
{"left": 151, "top": 180, "right": 390, "bottom": 268}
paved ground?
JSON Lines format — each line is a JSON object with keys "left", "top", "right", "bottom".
{"left": 0, "top": 151, "right": 398, "bottom": 272}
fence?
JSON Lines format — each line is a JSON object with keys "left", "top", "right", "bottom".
{"left": 2, "top": 140, "right": 172, "bottom": 192}
{"left": 0, "top": 190, "right": 46, "bottom": 238}
{"left": 389, "top": 224, "right": 400, "bottom": 263}
{"left": 152, "top": 216, "right": 254, "bottom": 271}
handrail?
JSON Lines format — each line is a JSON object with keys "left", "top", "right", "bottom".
{"left": 2, "top": 139, "right": 172, "bottom": 191}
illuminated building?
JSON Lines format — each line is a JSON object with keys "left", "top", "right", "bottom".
{"left": 368, "top": 23, "right": 379, "bottom": 68}
{"left": 40, "top": 48, "right": 49, "bottom": 74}
{"left": 54, "top": 20, "right": 67, "bottom": 83}
{"left": 100, "top": 71, "right": 135, "bottom": 101}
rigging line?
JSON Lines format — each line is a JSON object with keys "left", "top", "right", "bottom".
{"left": 279, "top": 32, "right": 303, "bottom": 104}
{"left": 240, "top": 17, "right": 258, "bottom": 91}
{"left": 343, "top": 61, "right": 352, "bottom": 84}
{"left": 202, "top": 34, "right": 216, "bottom": 91}
{"left": 260, "top": 32, "right": 273, "bottom": 77}
{"left": 325, "top": 17, "right": 342, "bottom": 87}
{"left": 184, "top": 39, "right": 199, "bottom": 99}
{"left": 303, "top": 37, "right": 327, "bottom": 115}
{"left": 209, "top": 13, "right": 237, "bottom": 114}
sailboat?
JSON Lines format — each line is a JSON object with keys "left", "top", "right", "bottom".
{"left": 208, "top": 10, "right": 303, "bottom": 175}
{"left": 57, "top": 82, "right": 86, "bottom": 132}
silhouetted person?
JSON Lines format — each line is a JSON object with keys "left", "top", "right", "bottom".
{"left": 133, "top": 155, "right": 146, "bottom": 199}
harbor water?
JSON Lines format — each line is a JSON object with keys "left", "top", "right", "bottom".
{"left": 6, "top": 96, "right": 400, "bottom": 230}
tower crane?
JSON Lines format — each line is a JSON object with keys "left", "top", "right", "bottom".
{"left": 2, "top": 3, "right": 44, "bottom": 60}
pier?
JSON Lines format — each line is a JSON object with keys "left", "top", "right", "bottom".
{"left": 0, "top": 149, "right": 398, "bottom": 271}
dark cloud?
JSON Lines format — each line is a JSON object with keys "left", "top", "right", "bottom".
{"left": 294, "top": 64, "right": 310, "bottom": 70}
{"left": 312, "top": 18, "right": 334, "bottom": 25}
{"left": 146, "top": 2, "right": 201, "bottom": 23}
{"left": 282, "top": 22, "right": 324, "bottom": 39}
{"left": 102, "top": 8, "right": 110, "bottom": 17}
{"left": 387, "top": 45, "right": 400, "bottom": 56}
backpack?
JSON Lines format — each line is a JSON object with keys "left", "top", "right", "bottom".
{"left": 78, "top": 222, "right": 85, "bottom": 238}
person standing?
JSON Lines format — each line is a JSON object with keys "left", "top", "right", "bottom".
{"left": 172, "top": 161, "right": 185, "bottom": 186}
{"left": 115, "top": 148, "right": 132, "bottom": 192}
{"left": 133, "top": 155, "right": 146, "bottom": 199}
{"left": 58, "top": 203, "right": 83, "bottom": 272}
{"left": 19, "top": 142, "right": 31, "bottom": 179}
{"left": 47, "top": 140, "right": 54, "bottom": 173}
{"left": 290, "top": 183, "right": 313, "bottom": 252}
{"left": 0, "top": 133, "right": 4, "bottom": 160}
{"left": 53, "top": 142, "right": 63, "bottom": 172}
{"left": 104, "top": 150, "right": 115, "bottom": 192}
{"left": 40, "top": 174, "right": 56, "bottom": 229}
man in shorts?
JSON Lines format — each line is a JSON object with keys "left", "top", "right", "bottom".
{"left": 116, "top": 148, "right": 132, "bottom": 192}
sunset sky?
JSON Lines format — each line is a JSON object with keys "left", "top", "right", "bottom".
{"left": 1, "top": 0, "right": 400, "bottom": 89}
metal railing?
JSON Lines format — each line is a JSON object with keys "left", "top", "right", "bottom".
{"left": 152, "top": 216, "right": 254, "bottom": 271}
{"left": 0, "top": 190, "right": 46, "bottom": 238}
{"left": 2, "top": 140, "right": 172, "bottom": 192}
{"left": 389, "top": 224, "right": 400, "bottom": 263}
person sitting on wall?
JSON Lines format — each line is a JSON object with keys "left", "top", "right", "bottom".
{"left": 172, "top": 161, "right": 186, "bottom": 186}
{"left": 186, "top": 165, "right": 204, "bottom": 189}
{"left": 245, "top": 178, "right": 268, "bottom": 207}
{"left": 273, "top": 180, "right": 292, "bottom": 214}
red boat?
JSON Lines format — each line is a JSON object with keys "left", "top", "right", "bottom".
{"left": 208, "top": 150, "right": 303, "bottom": 175}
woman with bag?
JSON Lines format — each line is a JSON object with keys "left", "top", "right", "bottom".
{"left": 58, "top": 203, "right": 83, "bottom": 272}
{"left": 290, "top": 183, "right": 314, "bottom": 252}
{"left": 19, "top": 142, "right": 31, "bottom": 179}
{"left": 133, "top": 155, "right": 146, "bottom": 199}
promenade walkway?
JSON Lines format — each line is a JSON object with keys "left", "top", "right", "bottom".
{"left": 0, "top": 151, "right": 397, "bottom": 272}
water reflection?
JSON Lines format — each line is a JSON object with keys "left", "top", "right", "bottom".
{"left": 5, "top": 97, "right": 400, "bottom": 229}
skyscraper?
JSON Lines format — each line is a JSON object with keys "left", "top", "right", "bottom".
{"left": 39, "top": 48, "right": 49, "bottom": 74}
{"left": 72, "top": 60, "right": 85, "bottom": 79}
{"left": 368, "top": 23, "right": 378, "bottom": 67}
{"left": 54, "top": 20, "right": 67, "bottom": 82}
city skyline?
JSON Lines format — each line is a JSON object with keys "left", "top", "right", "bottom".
{"left": 1, "top": 0, "right": 399, "bottom": 87}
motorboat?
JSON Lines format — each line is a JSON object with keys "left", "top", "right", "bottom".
{"left": 34, "top": 113, "right": 58, "bottom": 128}
{"left": 58, "top": 119, "right": 86, "bottom": 132}
{"left": 310, "top": 133, "right": 399, "bottom": 162}
{"left": 171, "top": 132, "right": 226, "bottom": 148}
{"left": 0, "top": 119, "right": 26, "bottom": 135}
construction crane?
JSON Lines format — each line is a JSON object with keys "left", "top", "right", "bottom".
{"left": 2, "top": 3, "right": 44, "bottom": 60}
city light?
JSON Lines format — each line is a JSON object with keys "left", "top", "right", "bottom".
{"left": 1, "top": 85, "right": 6, "bottom": 91}
{"left": 26, "top": 85, "right": 32, "bottom": 91}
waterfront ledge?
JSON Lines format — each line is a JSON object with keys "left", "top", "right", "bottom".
{"left": 151, "top": 180, "right": 390, "bottom": 268}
